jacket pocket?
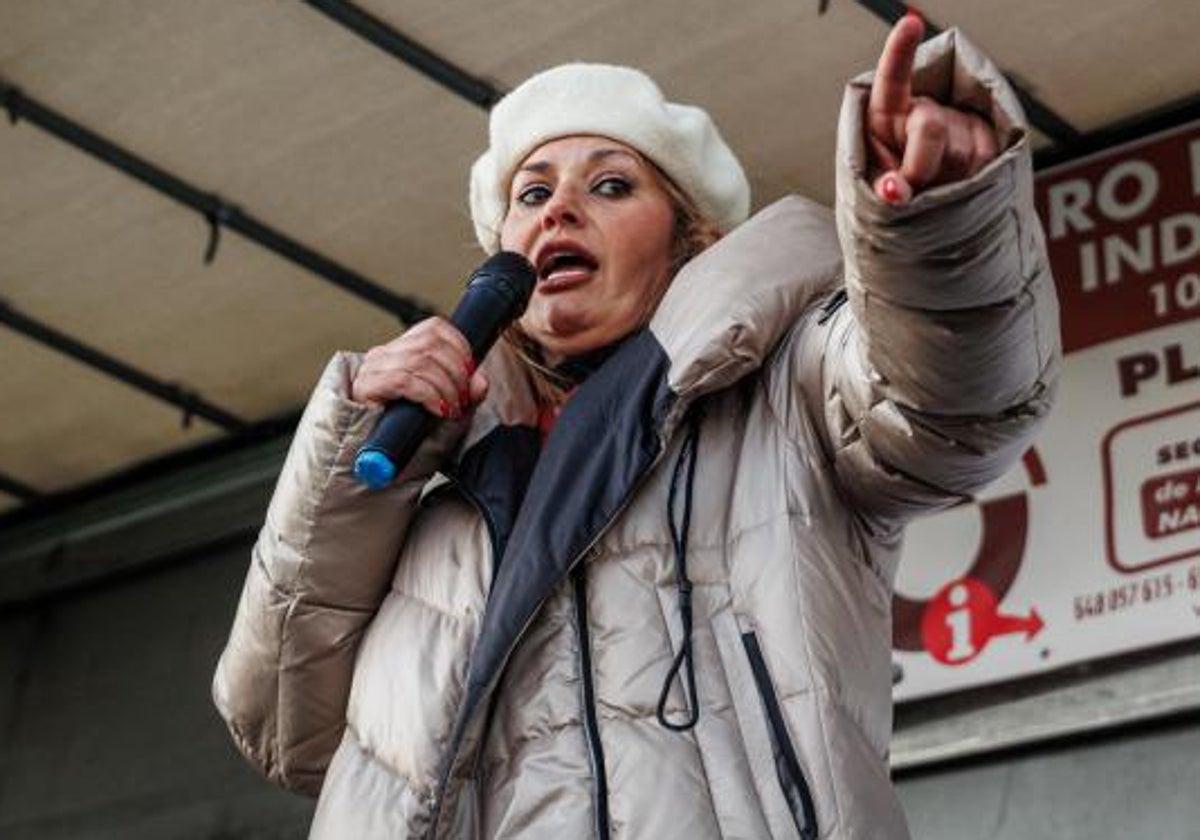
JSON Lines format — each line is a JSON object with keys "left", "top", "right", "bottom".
{"left": 708, "top": 608, "right": 818, "bottom": 840}
{"left": 740, "top": 631, "right": 818, "bottom": 840}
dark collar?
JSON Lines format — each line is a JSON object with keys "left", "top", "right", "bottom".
{"left": 551, "top": 339, "right": 626, "bottom": 388}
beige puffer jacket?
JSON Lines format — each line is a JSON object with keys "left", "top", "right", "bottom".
{"left": 214, "top": 30, "right": 1059, "bottom": 840}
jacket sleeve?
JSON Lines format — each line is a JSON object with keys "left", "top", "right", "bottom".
{"left": 212, "top": 352, "right": 458, "bottom": 795}
{"left": 781, "top": 28, "right": 1060, "bottom": 538}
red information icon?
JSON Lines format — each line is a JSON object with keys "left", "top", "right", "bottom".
{"left": 921, "top": 577, "right": 1044, "bottom": 666}
{"left": 893, "top": 447, "right": 1048, "bottom": 664}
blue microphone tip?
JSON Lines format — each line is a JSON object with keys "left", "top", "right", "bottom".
{"left": 354, "top": 450, "right": 397, "bottom": 489}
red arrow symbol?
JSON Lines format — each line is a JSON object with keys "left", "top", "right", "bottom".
{"left": 992, "top": 607, "right": 1044, "bottom": 641}
{"left": 922, "top": 578, "right": 1047, "bottom": 666}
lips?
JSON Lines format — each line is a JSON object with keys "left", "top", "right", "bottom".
{"left": 535, "top": 241, "right": 599, "bottom": 287}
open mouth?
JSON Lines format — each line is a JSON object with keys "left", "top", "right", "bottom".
{"left": 537, "top": 246, "right": 599, "bottom": 284}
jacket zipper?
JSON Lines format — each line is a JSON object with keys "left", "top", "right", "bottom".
{"left": 428, "top": 436, "right": 671, "bottom": 836}
{"left": 572, "top": 567, "right": 612, "bottom": 840}
{"left": 444, "top": 473, "right": 501, "bottom": 565}
{"left": 556, "top": 429, "right": 678, "bottom": 840}
{"left": 550, "top": 431, "right": 680, "bottom": 839}
{"left": 816, "top": 287, "right": 848, "bottom": 324}
{"left": 741, "top": 631, "right": 819, "bottom": 840}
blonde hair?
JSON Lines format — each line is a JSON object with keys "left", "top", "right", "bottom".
{"left": 504, "top": 156, "right": 722, "bottom": 404}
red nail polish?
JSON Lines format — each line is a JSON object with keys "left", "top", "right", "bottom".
{"left": 882, "top": 175, "right": 902, "bottom": 203}
{"left": 439, "top": 399, "right": 449, "bottom": 418}
{"left": 905, "top": 7, "right": 923, "bottom": 24}
{"left": 465, "top": 359, "right": 476, "bottom": 376}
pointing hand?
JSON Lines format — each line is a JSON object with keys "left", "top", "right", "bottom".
{"left": 866, "top": 13, "right": 999, "bottom": 204}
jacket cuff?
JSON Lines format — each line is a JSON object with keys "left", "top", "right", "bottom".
{"left": 259, "top": 352, "right": 453, "bottom": 608}
{"left": 835, "top": 27, "right": 1041, "bottom": 312}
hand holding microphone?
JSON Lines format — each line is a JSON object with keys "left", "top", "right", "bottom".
{"left": 351, "top": 318, "right": 488, "bottom": 419}
{"left": 352, "top": 252, "right": 536, "bottom": 488}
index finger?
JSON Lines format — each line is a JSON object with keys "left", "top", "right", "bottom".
{"left": 868, "top": 13, "right": 925, "bottom": 124}
{"left": 399, "top": 316, "right": 473, "bottom": 361}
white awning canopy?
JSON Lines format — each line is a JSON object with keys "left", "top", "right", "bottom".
{"left": 2, "top": 0, "right": 1197, "bottom": 518}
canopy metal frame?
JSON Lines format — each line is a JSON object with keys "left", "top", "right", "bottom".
{"left": 301, "top": 0, "right": 504, "bottom": 109}
{"left": 0, "top": 81, "right": 435, "bottom": 324}
{"left": 3, "top": 2, "right": 1199, "bottom": 514}
{"left": 0, "top": 299, "right": 248, "bottom": 432}
{"left": 0, "top": 471, "right": 41, "bottom": 502}
{"left": 1034, "top": 91, "right": 1200, "bottom": 170}
{"left": 1, "top": 52, "right": 439, "bottom": 501}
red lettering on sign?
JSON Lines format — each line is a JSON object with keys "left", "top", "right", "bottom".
{"left": 1142, "top": 467, "right": 1200, "bottom": 538}
{"left": 1036, "top": 125, "right": 1200, "bottom": 354}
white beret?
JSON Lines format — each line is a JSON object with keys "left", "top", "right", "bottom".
{"left": 469, "top": 63, "right": 751, "bottom": 253}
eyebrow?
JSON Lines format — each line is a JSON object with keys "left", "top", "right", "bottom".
{"left": 517, "top": 147, "right": 640, "bottom": 175}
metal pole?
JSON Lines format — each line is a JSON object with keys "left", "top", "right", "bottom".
{"left": 301, "top": 0, "right": 503, "bottom": 109}
{"left": 1034, "top": 92, "right": 1200, "bottom": 171}
{"left": 0, "top": 299, "right": 248, "bottom": 432}
{"left": 0, "top": 81, "right": 436, "bottom": 324}
{"left": 0, "top": 472, "right": 41, "bottom": 501}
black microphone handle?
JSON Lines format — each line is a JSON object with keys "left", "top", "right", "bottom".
{"left": 361, "top": 282, "right": 521, "bottom": 476}
{"left": 354, "top": 252, "right": 535, "bottom": 487}
{"left": 359, "top": 398, "right": 437, "bottom": 483}
{"left": 449, "top": 277, "right": 529, "bottom": 360}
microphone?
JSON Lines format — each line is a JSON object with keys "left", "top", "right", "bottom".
{"left": 353, "top": 251, "right": 536, "bottom": 489}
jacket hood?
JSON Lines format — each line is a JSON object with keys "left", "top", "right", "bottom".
{"left": 651, "top": 195, "right": 843, "bottom": 410}
{"left": 463, "top": 195, "right": 844, "bottom": 452}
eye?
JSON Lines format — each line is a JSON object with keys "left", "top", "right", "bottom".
{"left": 516, "top": 183, "right": 552, "bottom": 206}
{"left": 593, "top": 176, "right": 632, "bottom": 198}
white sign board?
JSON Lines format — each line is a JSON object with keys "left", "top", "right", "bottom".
{"left": 894, "top": 121, "right": 1200, "bottom": 701}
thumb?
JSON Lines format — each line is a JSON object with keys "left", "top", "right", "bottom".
{"left": 873, "top": 170, "right": 913, "bottom": 205}
{"left": 468, "top": 370, "right": 490, "bottom": 404}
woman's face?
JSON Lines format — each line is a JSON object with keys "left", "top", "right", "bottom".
{"left": 499, "top": 135, "right": 676, "bottom": 360}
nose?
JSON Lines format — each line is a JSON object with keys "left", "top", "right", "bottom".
{"left": 540, "top": 185, "right": 583, "bottom": 232}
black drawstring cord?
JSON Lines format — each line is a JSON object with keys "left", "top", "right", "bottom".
{"left": 656, "top": 407, "right": 703, "bottom": 732}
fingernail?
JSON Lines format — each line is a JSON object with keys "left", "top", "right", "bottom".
{"left": 881, "top": 175, "right": 903, "bottom": 203}
{"left": 905, "top": 7, "right": 923, "bottom": 24}
{"left": 439, "top": 399, "right": 449, "bottom": 418}
{"left": 464, "top": 359, "right": 476, "bottom": 376}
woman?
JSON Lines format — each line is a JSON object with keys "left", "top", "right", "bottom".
{"left": 214, "top": 16, "right": 1059, "bottom": 839}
